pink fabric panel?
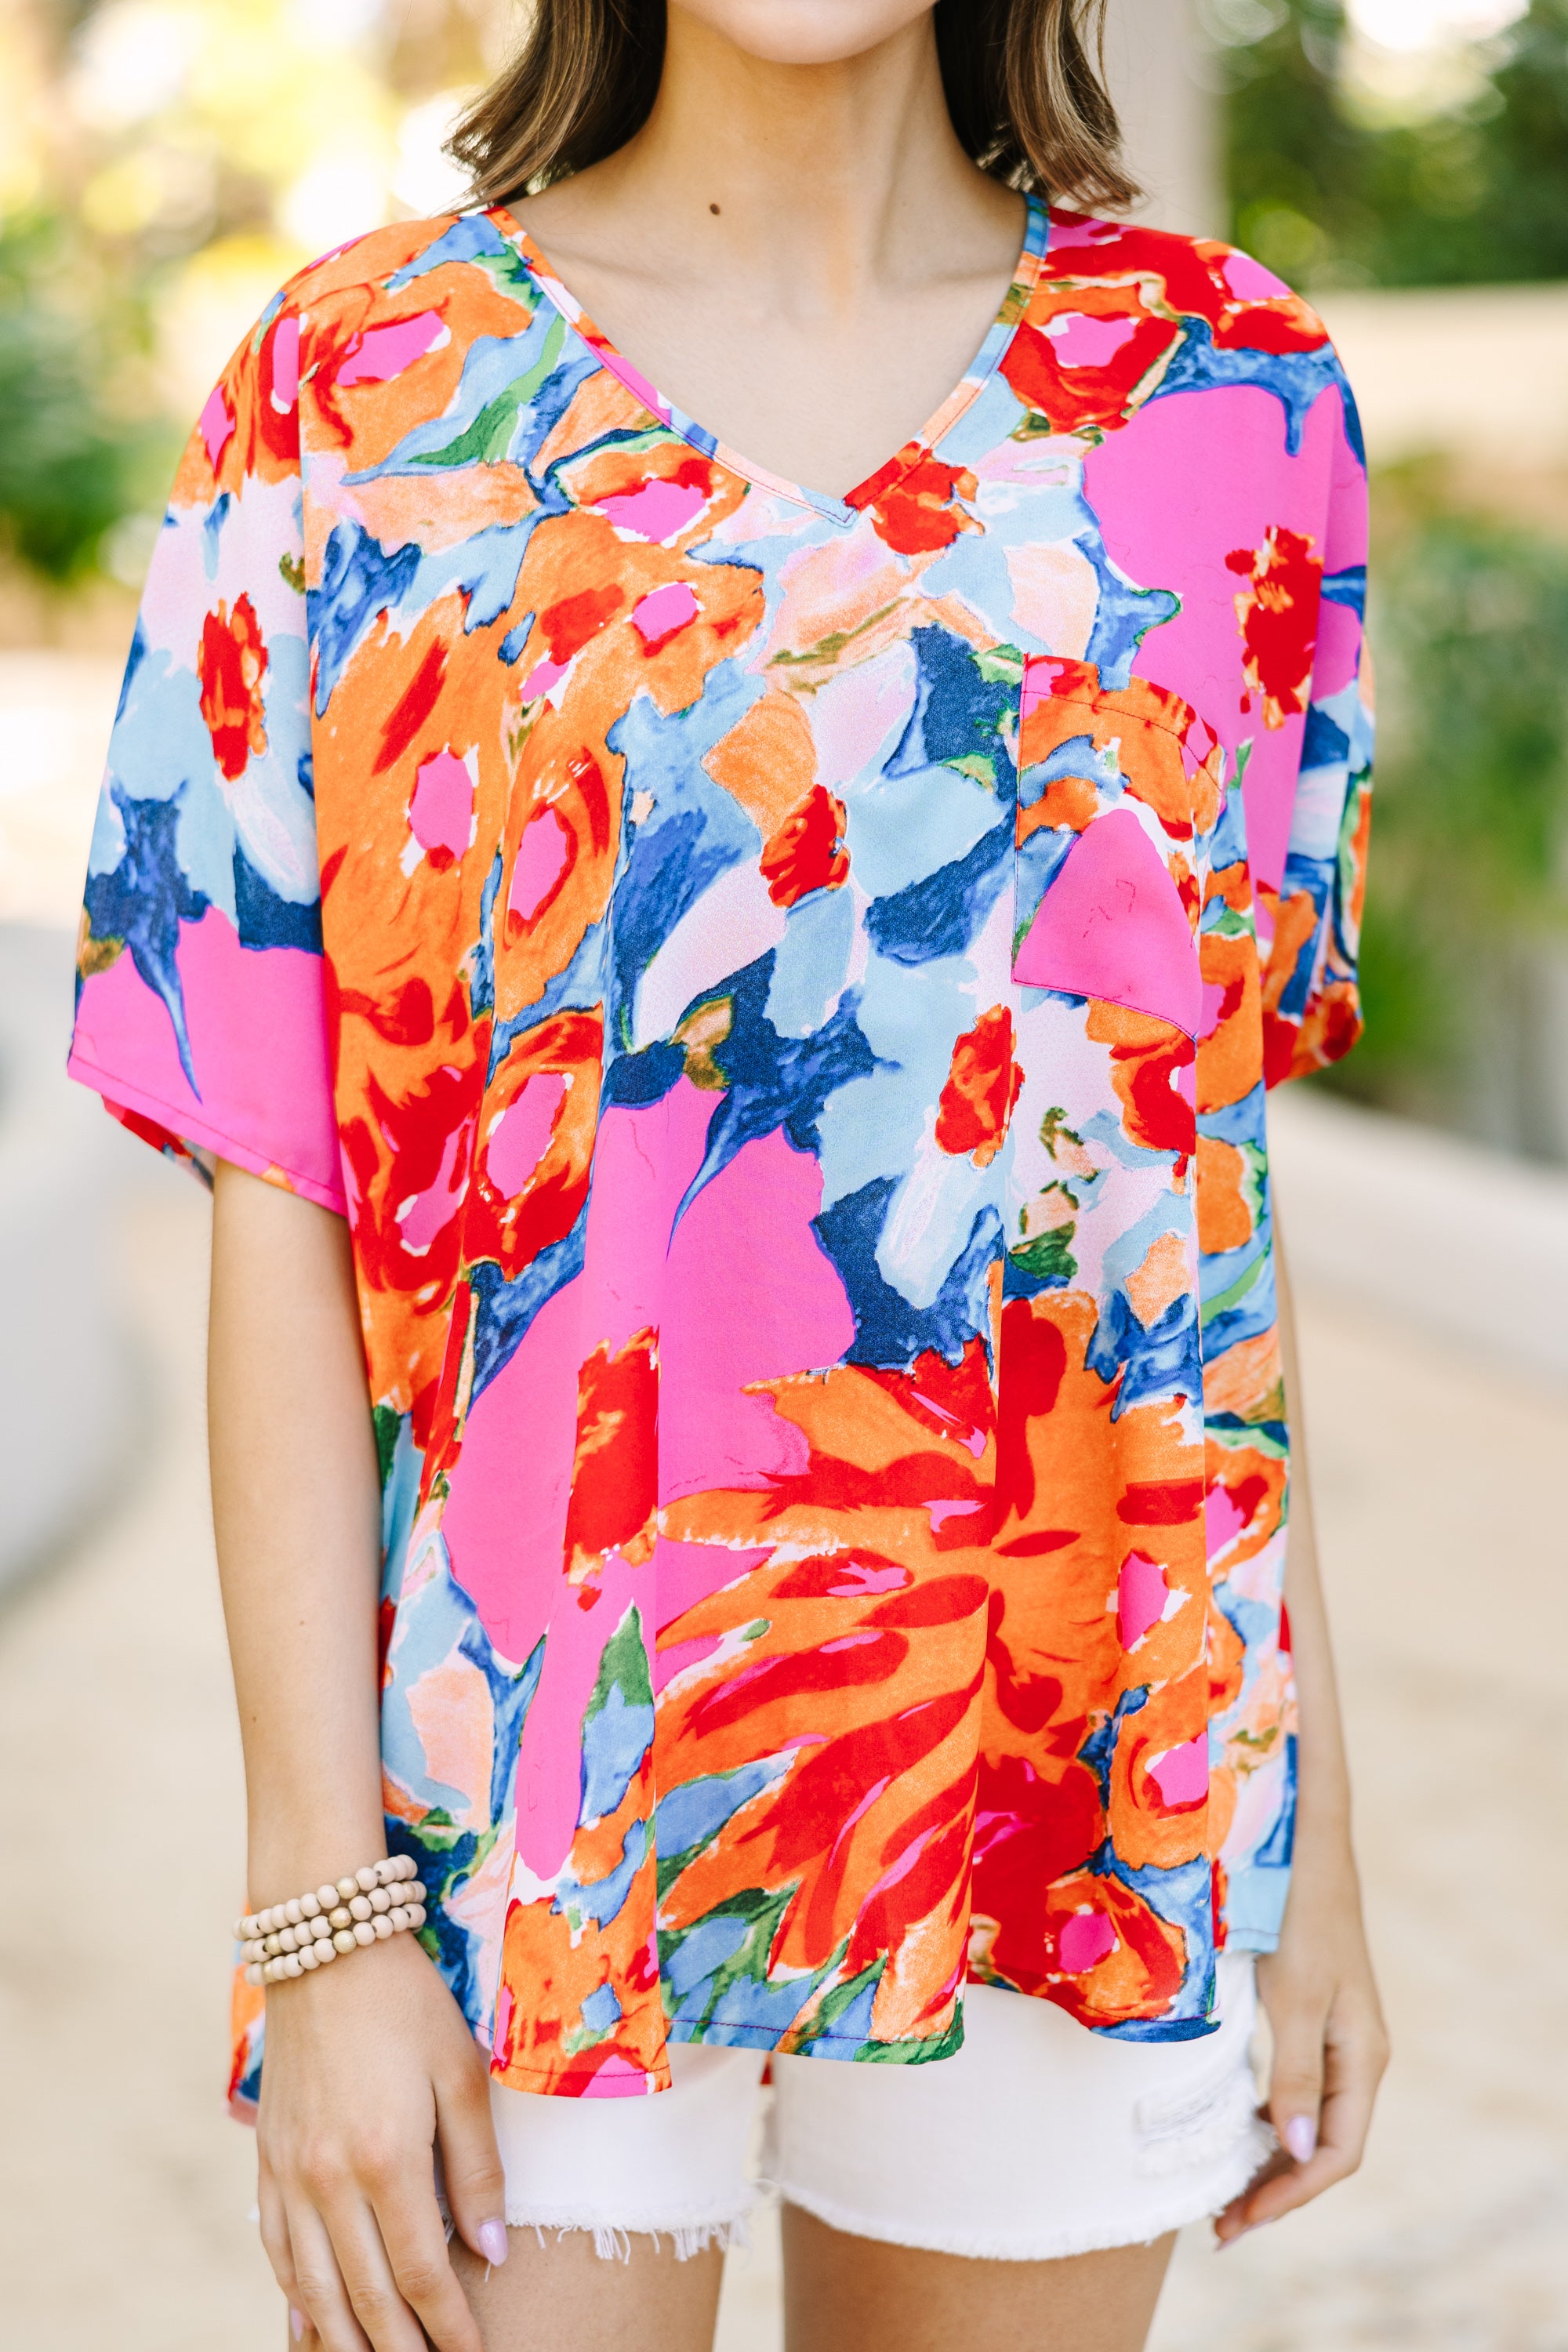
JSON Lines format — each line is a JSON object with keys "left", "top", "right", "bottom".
{"left": 1014, "top": 809, "right": 1201, "bottom": 1035}
{"left": 1083, "top": 383, "right": 1352, "bottom": 898}
{"left": 70, "top": 907, "right": 343, "bottom": 1207}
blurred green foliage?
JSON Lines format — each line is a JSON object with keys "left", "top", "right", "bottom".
{"left": 0, "top": 211, "right": 163, "bottom": 583}
{"left": 1222, "top": 0, "right": 1568, "bottom": 286}
{"left": 1327, "top": 469, "right": 1568, "bottom": 1150}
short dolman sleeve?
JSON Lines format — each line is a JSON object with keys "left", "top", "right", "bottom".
{"left": 68, "top": 292, "right": 345, "bottom": 1214}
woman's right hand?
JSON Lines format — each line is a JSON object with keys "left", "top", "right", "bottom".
{"left": 256, "top": 1928, "right": 509, "bottom": 2351}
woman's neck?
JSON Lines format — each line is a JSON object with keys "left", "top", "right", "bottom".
{"left": 508, "top": 5, "right": 1025, "bottom": 498}
{"left": 521, "top": 7, "right": 1018, "bottom": 322}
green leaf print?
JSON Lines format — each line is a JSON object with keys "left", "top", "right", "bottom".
{"left": 409, "top": 312, "right": 567, "bottom": 470}
{"left": 1010, "top": 1227, "right": 1079, "bottom": 1283}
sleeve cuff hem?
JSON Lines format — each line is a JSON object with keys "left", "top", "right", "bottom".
{"left": 66, "top": 1048, "right": 349, "bottom": 1219}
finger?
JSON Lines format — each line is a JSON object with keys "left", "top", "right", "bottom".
{"left": 1264, "top": 1983, "right": 1328, "bottom": 2172}
{"left": 284, "top": 2196, "right": 376, "bottom": 2352}
{"left": 1221, "top": 2014, "right": 1385, "bottom": 2237}
{"left": 370, "top": 2179, "right": 487, "bottom": 2352}
{"left": 1212, "top": 2128, "right": 1289, "bottom": 2243}
{"left": 257, "top": 2150, "right": 310, "bottom": 2345}
{"left": 320, "top": 2180, "right": 445, "bottom": 2352}
{"left": 434, "top": 2067, "right": 509, "bottom": 2272}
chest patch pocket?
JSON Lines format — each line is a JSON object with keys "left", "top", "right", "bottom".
{"left": 1013, "top": 659, "right": 1222, "bottom": 1040}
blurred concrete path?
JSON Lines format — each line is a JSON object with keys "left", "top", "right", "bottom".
{"left": 2, "top": 1127, "right": 1566, "bottom": 2350}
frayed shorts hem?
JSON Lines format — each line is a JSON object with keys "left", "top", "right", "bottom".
{"left": 764, "top": 2117, "right": 1276, "bottom": 2263}
{"left": 499, "top": 2213, "right": 751, "bottom": 2264}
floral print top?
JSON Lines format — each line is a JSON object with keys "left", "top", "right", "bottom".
{"left": 69, "top": 196, "right": 1372, "bottom": 2105}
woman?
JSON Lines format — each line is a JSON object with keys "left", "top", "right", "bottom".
{"left": 68, "top": 2, "right": 1388, "bottom": 2347}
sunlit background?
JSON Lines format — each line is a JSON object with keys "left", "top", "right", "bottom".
{"left": 2, "top": 6, "right": 1566, "bottom": 2349}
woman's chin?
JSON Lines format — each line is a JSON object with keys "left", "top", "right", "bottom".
{"left": 672, "top": 0, "right": 937, "bottom": 69}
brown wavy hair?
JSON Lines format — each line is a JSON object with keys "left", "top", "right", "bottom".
{"left": 448, "top": 0, "right": 1139, "bottom": 212}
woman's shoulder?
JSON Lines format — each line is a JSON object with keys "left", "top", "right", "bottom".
{"left": 1014, "top": 208, "right": 1356, "bottom": 454}
{"left": 270, "top": 207, "right": 521, "bottom": 320}
{"left": 1039, "top": 208, "right": 1333, "bottom": 348}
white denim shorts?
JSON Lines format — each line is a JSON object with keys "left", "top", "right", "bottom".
{"left": 485, "top": 1953, "right": 1272, "bottom": 2264}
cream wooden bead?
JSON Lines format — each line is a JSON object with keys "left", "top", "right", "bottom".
{"left": 238, "top": 1860, "right": 434, "bottom": 1977}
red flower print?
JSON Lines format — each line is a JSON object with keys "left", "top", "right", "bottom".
{"left": 540, "top": 584, "right": 626, "bottom": 665}
{"left": 760, "top": 785, "right": 850, "bottom": 906}
{"left": 198, "top": 593, "right": 269, "bottom": 780}
{"left": 1226, "top": 526, "right": 1323, "bottom": 728}
{"left": 1003, "top": 299, "right": 1184, "bottom": 437}
{"left": 853, "top": 453, "right": 979, "bottom": 557}
{"left": 1007, "top": 219, "right": 1329, "bottom": 440}
{"left": 1087, "top": 1000, "right": 1197, "bottom": 1163}
{"left": 562, "top": 1327, "right": 660, "bottom": 1583}
{"left": 467, "top": 1010, "right": 604, "bottom": 1280}
{"left": 374, "top": 641, "right": 447, "bottom": 775}
{"left": 935, "top": 1007, "right": 1024, "bottom": 1167}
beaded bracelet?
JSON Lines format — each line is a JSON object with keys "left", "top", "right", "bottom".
{"left": 235, "top": 1856, "right": 428, "bottom": 1987}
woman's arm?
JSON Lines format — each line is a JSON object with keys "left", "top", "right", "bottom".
{"left": 1214, "top": 1212, "right": 1389, "bottom": 2243}
{"left": 209, "top": 1161, "right": 508, "bottom": 2351}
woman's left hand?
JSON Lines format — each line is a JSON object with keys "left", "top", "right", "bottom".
{"left": 1214, "top": 1828, "right": 1389, "bottom": 2245}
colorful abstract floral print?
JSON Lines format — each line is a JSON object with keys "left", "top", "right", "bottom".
{"left": 69, "top": 197, "right": 1372, "bottom": 2107}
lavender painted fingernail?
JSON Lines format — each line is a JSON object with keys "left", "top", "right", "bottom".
{"left": 289, "top": 2310, "right": 306, "bottom": 2344}
{"left": 477, "top": 2219, "right": 509, "bottom": 2266}
{"left": 1283, "top": 2114, "right": 1318, "bottom": 2164}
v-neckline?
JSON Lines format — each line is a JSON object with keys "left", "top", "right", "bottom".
{"left": 486, "top": 195, "right": 1051, "bottom": 528}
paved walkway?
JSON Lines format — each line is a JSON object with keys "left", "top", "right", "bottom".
{"left": 2, "top": 1145, "right": 1566, "bottom": 2349}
